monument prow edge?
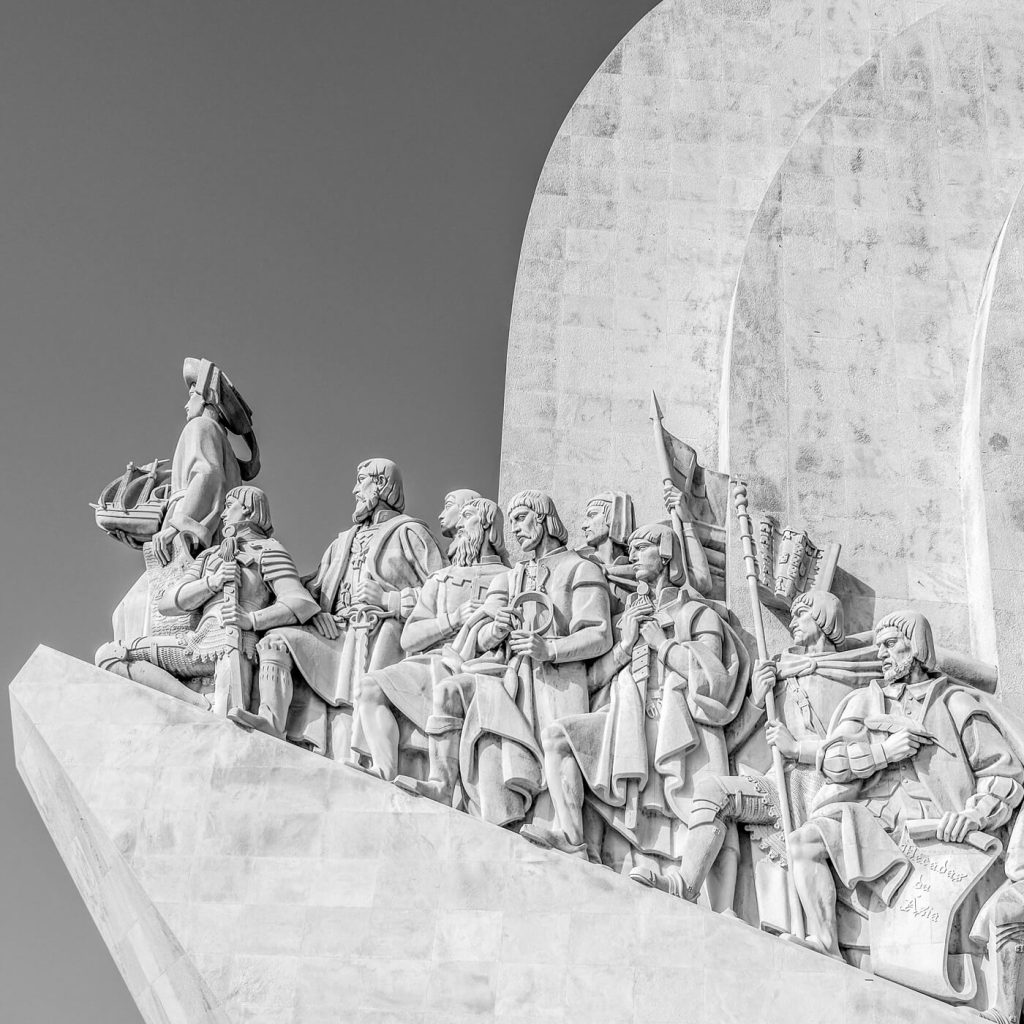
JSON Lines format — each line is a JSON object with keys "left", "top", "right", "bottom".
{"left": 11, "top": 646, "right": 973, "bottom": 1023}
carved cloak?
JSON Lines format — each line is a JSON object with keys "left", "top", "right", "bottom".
{"left": 559, "top": 590, "right": 749, "bottom": 860}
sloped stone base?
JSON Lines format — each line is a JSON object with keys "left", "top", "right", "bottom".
{"left": 11, "top": 647, "right": 969, "bottom": 1023}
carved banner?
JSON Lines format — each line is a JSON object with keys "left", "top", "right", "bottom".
{"left": 869, "top": 820, "right": 1002, "bottom": 1004}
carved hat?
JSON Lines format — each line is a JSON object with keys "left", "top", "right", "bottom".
{"left": 628, "top": 521, "right": 686, "bottom": 586}
{"left": 587, "top": 491, "right": 636, "bottom": 547}
{"left": 874, "top": 610, "right": 938, "bottom": 671}
{"left": 790, "top": 590, "right": 845, "bottom": 646}
{"left": 183, "top": 357, "right": 260, "bottom": 481}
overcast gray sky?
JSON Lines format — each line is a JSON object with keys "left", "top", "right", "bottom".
{"left": 0, "top": 2, "right": 658, "bottom": 1019}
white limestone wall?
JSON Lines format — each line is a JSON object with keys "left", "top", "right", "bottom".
{"left": 499, "top": 0, "right": 1024, "bottom": 699}
{"left": 11, "top": 647, "right": 968, "bottom": 1023}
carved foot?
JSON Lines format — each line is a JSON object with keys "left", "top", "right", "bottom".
{"left": 345, "top": 759, "right": 386, "bottom": 781}
{"left": 978, "top": 1011, "right": 1016, "bottom": 1024}
{"left": 779, "top": 931, "right": 846, "bottom": 964}
{"left": 519, "top": 824, "right": 587, "bottom": 858}
{"left": 628, "top": 866, "right": 696, "bottom": 902}
{"left": 227, "top": 708, "right": 284, "bottom": 740}
{"left": 393, "top": 775, "right": 451, "bottom": 804}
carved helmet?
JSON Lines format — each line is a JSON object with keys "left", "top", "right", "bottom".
{"left": 183, "top": 357, "right": 260, "bottom": 481}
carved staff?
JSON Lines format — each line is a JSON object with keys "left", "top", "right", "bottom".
{"left": 733, "top": 481, "right": 805, "bottom": 938}
{"left": 217, "top": 535, "right": 246, "bottom": 715}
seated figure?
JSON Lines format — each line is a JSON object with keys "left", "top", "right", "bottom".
{"left": 352, "top": 497, "right": 509, "bottom": 779}
{"left": 96, "top": 486, "right": 319, "bottom": 712}
{"left": 396, "top": 490, "right": 613, "bottom": 831}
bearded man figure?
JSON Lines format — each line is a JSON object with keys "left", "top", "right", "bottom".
{"left": 256, "top": 458, "right": 444, "bottom": 758}
{"left": 352, "top": 497, "right": 509, "bottom": 780}
{"left": 522, "top": 521, "right": 749, "bottom": 895}
{"left": 788, "top": 610, "right": 1024, "bottom": 963}
{"left": 396, "top": 490, "right": 613, "bottom": 830}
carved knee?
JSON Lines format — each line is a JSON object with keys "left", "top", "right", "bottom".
{"left": 991, "top": 884, "right": 1024, "bottom": 929}
{"left": 95, "top": 640, "right": 128, "bottom": 673}
{"left": 434, "top": 680, "right": 465, "bottom": 719}
{"left": 257, "top": 635, "right": 293, "bottom": 669}
{"left": 788, "top": 823, "right": 827, "bottom": 865}
{"left": 540, "top": 722, "right": 570, "bottom": 756}
{"left": 689, "top": 774, "right": 732, "bottom": 827}
{"left": 359, "top": 673, "right": 386, "bottom": 707}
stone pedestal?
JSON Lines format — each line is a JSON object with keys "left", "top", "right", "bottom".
{"left": 11, "top": 646, "right": 968, "bottom": 1023}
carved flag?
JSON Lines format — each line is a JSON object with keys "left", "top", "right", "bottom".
{"left": 754, "top": 513, "right": 840, "bottom": 610}
{"left": 650, "top": 391, "right": 730, "bottom": 600}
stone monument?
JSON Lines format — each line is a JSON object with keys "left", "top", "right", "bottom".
{"left": 15, "top": 2, "right": 1024, "bottom": 1022}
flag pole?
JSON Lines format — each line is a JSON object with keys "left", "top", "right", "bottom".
{"left": 732, "top": 480, "right": 805, "bottom": 939}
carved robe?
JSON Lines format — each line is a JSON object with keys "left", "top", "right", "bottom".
{"left": 559, "top": 587, "right": 748, "bottom": 863}
{"left": 164, "top": 416, "right": 243, "bottom": 551}
{"left": 809, "top": 677, "right": 1024, "bottom": 907}
{"left": 351, "top": 555, "right": 507, "bottom": 756}
{"left": 456, "top": 547, "right": 612, "bottom": 826}
{"left": 266, "top": 509, "right": 444, "bottom": 754}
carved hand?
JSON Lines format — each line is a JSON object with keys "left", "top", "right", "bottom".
{"left": 662, "top": 483, "right": 693, "bottom": 522}
{"left": 640, "top": 621, "right": 668, "bottom": 650}
{"left": 355, "top": 579, "right": 387, "bottom": 608}
{"left": 457, "top": 599, "right": 483, "bottom": 626}
{"left": 936, "top": 808, "right": 985, "bottom": 844}
{"left": 765, "top": 721, "right": 799, "bottom": 759}
{"left": 508, "top": 630, "right": 555, "bottom": 663}
{"left": 617, "top": 602, "right": 648, "bottom": 650}
{"left": 751, "top": 660, "right": 778, "bottom": 708}
{"left": 152, "top": 526, "right": 179, "bottom": 566}
{"left": 491, "top": 606, "right": 519, "bottom": 640}
{"left": 210, "top": 560, "right": 237, "bottom": 593}
{"left": 312, "top": 611, "right": 341, "bottom": 640}
{"left": 218, "top": 603, "right": 254, "bottom": 632}
{"left": 882, "top": 729, "right": 923, "bottom": 764}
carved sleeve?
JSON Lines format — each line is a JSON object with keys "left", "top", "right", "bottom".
{"left": 400, "top": 576, "right": 452, "bottom": 654}
{"left": 476, "top": 573, "right": 512, "bottom": 652}
{"left": 260, "top": 545, "right": 320, "bottom": 624}
{"left": 549, "top": 563, "right": 612, "bottom": 664}
{"left": 819, "top": 696, "right": 884, "bottom": 782}
{"left": 166, "top": 418, "right": 231, "bottom": 548}
{"left": 384, "top": 524, "right": 445, "bottom": 621}
{"left": 962, "top": 713, "right": 1024, "bottom": 828}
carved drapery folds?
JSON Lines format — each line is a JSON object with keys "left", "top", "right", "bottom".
{"left": 90, "top": 367, "right": 1024, "bottom": 1022}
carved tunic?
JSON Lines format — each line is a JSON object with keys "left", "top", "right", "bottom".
{"left": 456, "top": 546, "right": 613, "bottom": 826}
{"left": 807, "top": 677, "right": 1024, "bottom": 906}
{"left": 266, "top": 510, "right": 443, "bottom": 706}
{"left": 352, "top": 556, "right": 507, "bottom": 742}
{"left": 557, "top": 587, "right": 748, "bottom": 862}
{"left": 164, "top": 417, "right": 242, "bottom": 551}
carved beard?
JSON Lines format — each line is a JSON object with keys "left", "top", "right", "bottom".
{"left": 353, "top": 492, "right": 378, "bottom": 524}
{"left": 883, "top": 649, "right": 917, "bottom": 684}
{"left": 448, "top": 520, "right": 485, "bottom": 567}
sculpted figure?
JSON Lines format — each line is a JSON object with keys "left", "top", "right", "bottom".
{"left": 96, "top": 486, "right": 318, "bottom": 710}
{"left": 788, "top": 610, "right": 1024, "bottom": 962}
{"left": 673, "top": 591, "right": 878, "bottom": 911}
{"left": 352, "top": 497, "right": 509, "bottom": 779}
{"left": 438, "top": 489, "right": 482, "bottom": 539}
{"left": 151, "top": 357, "right": 261, "bottom": 566}
{"left": 256, "top": 459, "right": 444, "bottom": 757}
{"left": 577, "top": 491, "right": 636, "bottom": 613}
{"left": 521, "top": 521, "right": 749, "bottom": 895}
{"left": 396, "top": 490, "right": 613, "bottom": 829}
